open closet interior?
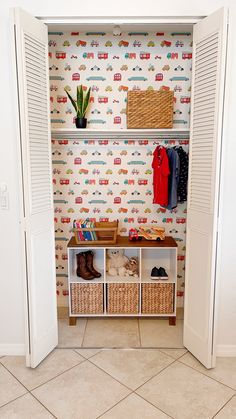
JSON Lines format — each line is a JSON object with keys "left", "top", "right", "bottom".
{"left": 48, "top": 23, "right": 192, "bottom": 347}
{"left": 14, "top": 4, "right": 228, "bottom": 367}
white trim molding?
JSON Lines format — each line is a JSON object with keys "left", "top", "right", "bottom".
{"left": 0, "top": 344, "right": 25, "bottom": 356}
{"left": 216, "top": 345, "right": 236, "bottom": 357}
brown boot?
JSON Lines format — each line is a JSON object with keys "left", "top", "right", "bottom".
{"left": 76, "top": 252, "right": 95, "bottom": 280}
{"left": 85, "top": 251, "right": 102, "bottom": 278}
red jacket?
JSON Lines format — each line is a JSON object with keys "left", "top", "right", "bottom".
{"left": 152, "top": 146, "right": 170, "bottom": 206}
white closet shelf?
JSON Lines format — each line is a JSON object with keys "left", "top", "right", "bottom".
{"left": 51, "top": 128, "right": 190, "bottom": 140}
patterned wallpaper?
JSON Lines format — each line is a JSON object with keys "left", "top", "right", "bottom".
{"left": 49, "top": 30, "right": 192, "bottom": 307}
{"left": 49, "top": 30, "right": 192, "bottom": 129}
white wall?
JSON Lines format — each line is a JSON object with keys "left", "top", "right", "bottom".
{"left": 0, "top": 0, "right": 235, "bottom": 356}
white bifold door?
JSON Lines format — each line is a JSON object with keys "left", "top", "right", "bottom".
{"left": 184, "top": 8, "right": 228, "bottom": 368}
{"left": 14, "top": 8, "right": 58, "bottom": 368}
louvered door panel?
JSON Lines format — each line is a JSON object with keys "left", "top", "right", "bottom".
{"left": 184, "top": 8, "right": 227, "bottom": 369}
{"left": 189, "top": 32, "right": 219, "bottom": 212}
{"left": 14, "top": 8, "right": 57, "bottom": 368}
{"left": 24, "top": 33, "right": 52, "bottom": 213}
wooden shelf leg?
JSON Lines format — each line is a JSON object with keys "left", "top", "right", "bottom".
{"left": 169, "top": 316, "right": 176, "bottom": 326}
{"left": 69, "top": 317, "right": 77, "bottom": 326}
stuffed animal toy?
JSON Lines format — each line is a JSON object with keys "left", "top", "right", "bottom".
{"left": 124, "top": 257, "right": 139, "bottom": 277}
{"left": 106, "top": 249, "right": 128, "bottom": 276}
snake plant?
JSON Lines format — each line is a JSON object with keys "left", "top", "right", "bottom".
{"left": 64, "top": 85, "right": 91, "bottom": 118}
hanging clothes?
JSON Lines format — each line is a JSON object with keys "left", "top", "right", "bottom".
{"left": 175, "top": 146, "right": 189, "bottom": 202}
{"left": 152, "top": 146, "right": 170, "bottom": 207}
{"left": 166, "top": 147, "right": 180, "bottom": 210}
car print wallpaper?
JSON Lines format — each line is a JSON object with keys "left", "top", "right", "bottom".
{"left": 49, "top": 30, "right": 192, "bottom": 307}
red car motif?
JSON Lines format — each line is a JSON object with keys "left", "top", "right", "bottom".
{"left": 178, "top": 255, "right": 185, "bottom": 261}
{"left": 114, "top": 197, "right": 121, "bottom": 204}
{"left": 74, "top": 157, "right": 82, "bottom": 164}
{"left": 72, "top": 73, "right": 80, "bottom": 81}
{"left": 60, "top": 179, "right": 69, "bottom": 185}
{"left": 137, "top": 217, "right": 148, "bottom": 223}
{"left": 99, "top": 179, "right": 109, "bottom": 185}
{"left": 98, "top": 96, "right": 108, "bottom": 103}
{"left": 138, "top": 140, "right": 148, "bottom": 145}
{"left": 176, "top": 217, "right": 186, "bottom": 224}
{"left": 61, "top": 217, "right": 71, "bottom": 223}
{"left": 138, "top": 179, "right": 148, "bottom": 185}
{"left": 140, "top": 52, "right": 150, "bottom": 59}
{"left": 114, "top": 73, "right": 122, "bottom": 81}
{"left": 98, "top": 52, "right": 108, "bottom": 59}
{"left": 114, "top": 116, "right": 121, "bottom": 124}
{"left": 155, "top": 73, "right": 163, "bottom": 81}
{"left": 56, "top": 52, "right": 66, "bottom": 59}
{"left": 114, "top": 158, "right": 121, "bottom": 165}
{"left": 182, "top": 52, "right": 192, "bottom": 59}
{"left": 57, "top": 96, "right": 67, "bottom": 103}
{"left": 58, "top": 140, "right": 68, "bottom": 145}
{"left": 75, "top": 197, "right": 83, "bottom": 204}
{"left": 180, "top": 96, "right": 191, "bottom": 104}
{"left": 98, "top": 140, "right": 109, "bottom": 145}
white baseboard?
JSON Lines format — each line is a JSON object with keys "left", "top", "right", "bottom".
{"left": 216, "top": 344, "right": 236, "bottom": 357}
{"left": 0, "top": 344, "right": 25, "bottom": 356}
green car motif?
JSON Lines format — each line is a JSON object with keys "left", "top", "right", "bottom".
{"left": 88, "top": 161, "right": 106, "bottom": 165}
{"left": 51, "top": 119, "right": 65, "bottom": 123}
{"left": 127, "top": 200, "right": 145, "bottom": 204}
{"left": 86, "top": 76, "right": 106, "bottom": 81}
{"left": 53, "top": 199, "right": 68, "bottom": 204}
{"left": 52, "top": 160, "right": 67, "bottom": 165}
{"left": 128, "top": 32, "right": 148, "bottom": 36}
{"left": 86, "top": 32, "right": 106, "bottom": 36}
{"left": 127, "top": 161, "right": 146, "bottom": 165}
{"left": 173, "top": 119, "right": 188, "bottom": 124}
{"left": 49, "top": 76, "right": 65, "bottom": 80}
{"left": 48, "top": 31, "right": 63, "bottom": 35}
{"left": 88, "top": 119, "right": 106, "bottom": 124}
{"left": 170, "top": 76, "right": 189, "bottom": 81}
{"left": 128, "top": 76, "right": 147, "bottom": 81}
{"left": 88, "top": 200, "right": 107, "bottom": 204}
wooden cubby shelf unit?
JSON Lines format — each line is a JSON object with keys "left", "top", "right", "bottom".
{"left": 67, "top": 236, "right": 178, "bottom": 325}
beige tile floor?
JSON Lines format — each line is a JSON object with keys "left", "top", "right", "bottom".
{"left": 1, "top": 349, "right": 236, "bottom": 418}
{"left": 58, "top": 309, "right": 184, "bottom": 349}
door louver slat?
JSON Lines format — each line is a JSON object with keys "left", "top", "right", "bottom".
{"left": 24, "top": 33, "right": 52, "bottom": 213}
{"left": 189, "top": 31, "right": 219, "bottom": 212}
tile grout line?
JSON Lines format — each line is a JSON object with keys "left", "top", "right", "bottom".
{"left": 81, "top": 317, "right": 88, "bottom": 347}
{"left": 158, "top": 348, "right": 187, "bottom": 361}
{"left": 137, "top": 319, "right": 142, "bottom": 347}
{"left": 0, "top": 363, "right": 57, "bottom": 418}
{"left": 87, "top": 357, "right": 134, "bottom": 393}
{"left": 211, "top": 394, "right": 236, "bottom": 418}
{"left": 133, "top": 357, "right": 177, "bottom": 393}
{"left": 95, "top": 392, "right": 135, "bottom": 419}
{"left": 88, "top": 349, "right": 177, "bottom": 394}
{"left": 27, "top": 392, "right": 58, "bottom": 418}
{"left": 177, "top": 358, "right": 236, "bottom": 393}
{"left": 134, "top": 391, "right": 175, "bottom": 419}
{"left": 29, "top": 358, "right": 87, "bottom": 392}
{"left": 0, "top": 393, "right": 29, "bottom": 411}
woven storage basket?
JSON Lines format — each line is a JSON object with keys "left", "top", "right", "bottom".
{"left": 71, "top": 283, "right": 104, "bottom": 314}
{"left": 141, "top": 283, "right": 174, "bottom": 314}
{"left": 127, "top": 90, "right": 174, "bottom": 129}
{"left": 107, "top": 283, "right": 139, "bottom": 315}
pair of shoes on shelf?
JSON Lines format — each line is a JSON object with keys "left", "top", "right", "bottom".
{"left": 151, "top": 267, "right": 168, "bottom": 280}
{"left": 76, "top": 251, "right": 101, "bottom": 280}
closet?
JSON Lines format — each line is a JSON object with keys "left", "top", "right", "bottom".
{"left": 13, "top": 7, "right": 227, "bottom": 368}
